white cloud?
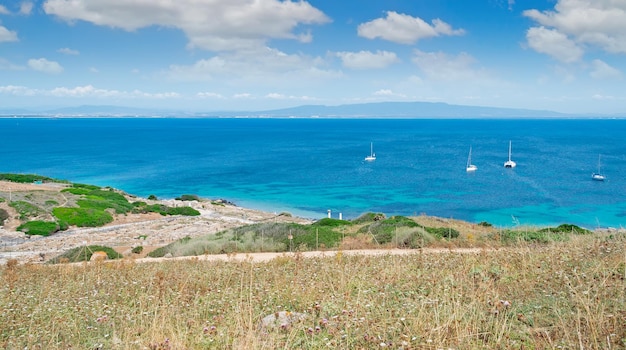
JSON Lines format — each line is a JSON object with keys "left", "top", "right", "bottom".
{"left": 0, "top": 84, "right": 181, "bottom": 100}
{"left": 411, "top": 50, "right": 484, "bottom": 81}
{"left": 165, "top": 47, "right": 340, "bottom": 85}
{"left": 197, "top": 92, "right": 224, "bottom": 99}
{"left": 20, "top": 2, "right": 33, "bottom": 15}
{"left": 28, "top": 58, "right": 64, "bottom": 74}
{"left": 0, "top": 26, "right": 18, "bottom": 42}
{"left": 233, "top": 93, "right": 253, "bottom": 99}
{"left": 89, "top": 67, "right": 99, "bottom": 73}
{"left": 266, "top": 93, "right": 286, "bottom": 99}
{"left": 525, "top": 26, "right": 583, "bottom": 63}
{"left": 372, "top": 89, "right": 406, "bottom": 98}
{"left": 357, "top": 11, "right": 464, "bottom": 44}
{"left": 589, "top": 59, "right": 622, "bottom": 79}
{"left": 524, "top": 0, "right": 626, "bottom": 54}
{"left": 58, "top": 47, "right": 79, "bottom": 55}
{"left": 0, "top": 85, "right": 37, "bottom": 96}
{"left": 508, "top": 0, "right": 515, "bottom": 10}
{"left": 0, "top": 5, "right": 9, "bottom": 14}
{"left": 335, "top": 50, "right": 398, "bottom": 69}
{"left": 43, "top": 0, "right": 330, "bottom": 52}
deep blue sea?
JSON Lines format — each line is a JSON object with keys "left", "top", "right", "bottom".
{"left": 2, "top": 117, "right": 626, "bottom": 229}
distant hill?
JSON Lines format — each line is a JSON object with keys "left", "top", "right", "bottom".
{"left": 0, "top": 101, "right": 580, "bottom": 118}
{"left": 241, "top": 102, "right": 569, "bottom": 118}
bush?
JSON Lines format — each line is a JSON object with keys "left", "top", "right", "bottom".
{"left": 48, "top": 245, "right": 122, "bottom": 264}
{"left": 176, "top": 194, "right": 200, "bottom": 201}
{"left": 61, "top": 187, "right": 92, "bottom": 195}
{"left": 351, "top": 212, "right": 386, "bottom": 224}
{"left": 313, "top": 218, "right": 351, "bottom": 227}
{"left": 166, "top": 206, "right": 201, "bottom": 216}
{"left": 132, "top": 246, "right": 144, "bottom": 254}
{"left": 358, "top": 216, "right": 419, "bottom": 244}
{"left": 9, "top": 201, "right": 43, "bottom": 219}
{"left": 16, "top": 221, "right": 59, "bottom": 236}
{"left": 52, "top": 207, "right": 113, "bottom": 227}
{"left": 0, "top": 173, "right": 57, "bottom": 183}
{"left": 424, "top": 226, "right": 460, "bottom": 239}
{"left": 539, "top": 224, "right": 591, "bottom": 235}
{"left": 147, "top": 194, "right": 158, "bottom": 200}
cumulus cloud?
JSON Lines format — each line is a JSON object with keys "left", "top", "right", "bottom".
{"left": 589, "top": 59, "right": 622, "bottom": 79}
{"left": 524, "top": 0, "right": 626, "bottom": 55}
{"left": 526, "top": 26, "right": 583, "bottom": 63}
{"left": 43, "top": 0, "right": 330, "bottom": 52}
{"left": 165, "top": 47, "right": 340, "bottom": 84}
{"left": 411, "top": 50, "right": 484, "bottom": 81}
{"left": 48, "top": 85, "right": 179, "bottom": 99}
{"left": 357, "top": 11, "right": 464, "bottom": 44}
{"left": 335, "top": 50, "right": 399, "bottom": 69}
{"left": 28, "top": 58, "right": 63, "bottom": 74}
{"left": 58, "top": 47, "right": 79, "bottom": 55}
{"left": 0, "top": 5, "right": 9, "bottom": 14}
{"left": 0, "top": 85, "right": 36, "bottom": 96}
{"left": 0, "top": 26, "right": 18, "bottom": 42}
{"left": 20, "top": 2, "right": 33, "bottom": 15}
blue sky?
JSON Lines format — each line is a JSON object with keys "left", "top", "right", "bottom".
{"left": 1, "top": 0, "right": 625, "bottom": 114}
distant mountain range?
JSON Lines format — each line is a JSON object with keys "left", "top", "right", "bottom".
{"left": 0, "top": 101, "right": 615, "bottom": 118}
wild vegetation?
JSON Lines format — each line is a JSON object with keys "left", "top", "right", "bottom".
{"left": 1, "top": 233, "right": 623, "bottom": 349}
{"left": 0, "top": 174, "right": 200, "bottom": 234}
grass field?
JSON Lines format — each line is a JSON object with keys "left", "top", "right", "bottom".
{"left": 1, "top": 233, "right": 624, "bottom": 349}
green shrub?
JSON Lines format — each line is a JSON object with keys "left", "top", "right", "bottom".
{"left": 61, "top": 188, "right": 92, "bottom": 195}
{"left": 358, "top": 216, "right": 419, "bottom": 244}
{"left": 424, "top": 226, "right": 460, "bottom": 239}
{"left": 166, "top": 206, "right": 200, "bottom": 216}
{"left": 16, "top": 221, "right": 59, "bottom": 236}
{"left": 0, "top": 173, "right": 57, "bottom": 183}
{"left": 351, "top": 212, "right": 386, "bottom": 224}
{"left": 176, "top": 194, "right": 200, "bottom": 201}
{"left": 48, "top": 245, "right": 122, "bottom": 264}
{"left": 52, "top": 207, "right": 113, "bottom": 227}
{"left": 132, "top": 246, "right": 144, "bottom": 254}
{"left": 9, "top": 201, "right": 43, "bottom": 219}
{"left": 539, "top": 224, "right": 591, "bottom": 235}
{"left": 71, "top": 183, "right": 101, "bottom": 190}
{"left": 312, "top": 218, "right": 351, "bottom": 227}
{"left": 147, "top": 194, "right": 158, "bottom": 200}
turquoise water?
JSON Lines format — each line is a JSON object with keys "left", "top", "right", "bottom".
{"left": 1, "top": 117, "right": 625, "bottom": 229}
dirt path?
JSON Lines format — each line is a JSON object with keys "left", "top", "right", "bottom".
{"left": 130, "top": 247, "right": 488, "bottom": 264}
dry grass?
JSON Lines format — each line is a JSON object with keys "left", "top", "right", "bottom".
{"left": 1, "top": 233, "right": 624, "bottom": 349}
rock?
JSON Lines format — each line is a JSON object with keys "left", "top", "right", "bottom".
{"left": 259, "top": 311, "right": 308, "bottom": 330}
{"left": 90, "top": 251, "right": 108, "bottom": 261}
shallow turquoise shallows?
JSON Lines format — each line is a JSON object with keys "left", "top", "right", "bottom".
{"left": 1, "top": 117, "right": 625, "bottom": 229}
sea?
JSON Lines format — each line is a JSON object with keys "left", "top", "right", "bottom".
{"left": 1, "top": 117, "right": 626, "bottom": 229}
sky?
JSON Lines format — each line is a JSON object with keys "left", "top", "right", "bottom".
{"left": 0, "top": 0, "right": 625, "bottom": 114}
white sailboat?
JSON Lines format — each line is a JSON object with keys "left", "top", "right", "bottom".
{"left": 466, "top": 146, "right": 477, "bottom": 172}
{"left": 592, "top": 154, "right": 605, "bottom": 181}
{"left": 364, "top": 142, "right": 376, "bottom": 161}
{"left": 503, "top": 140, "right": 516, "bottom": 168}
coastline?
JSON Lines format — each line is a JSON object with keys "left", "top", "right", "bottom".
{"left": 0, "top": 180, "right": 312, "bottom": 264}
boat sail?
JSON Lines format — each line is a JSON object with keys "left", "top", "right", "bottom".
{"left": 364, "top": 142, "right": 376, "bottom": 161}
{"left": 503, "top": 141, "right": 516, "bottom": 168}
{"left": 592, "top": 154, "right": 605, "bottom": 181}
{"left": 466, "top": 146, "right": 477, "bottom": 172}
